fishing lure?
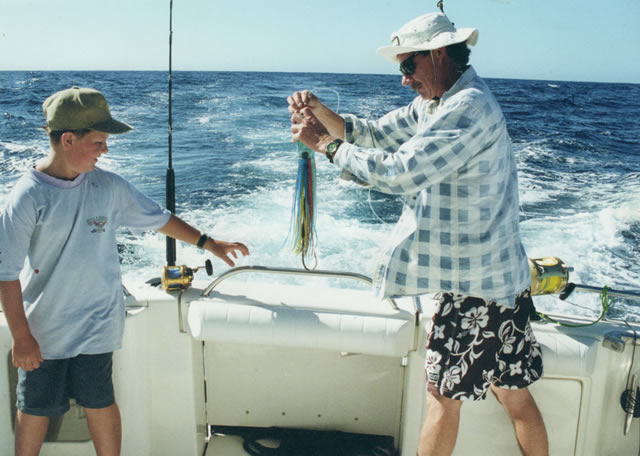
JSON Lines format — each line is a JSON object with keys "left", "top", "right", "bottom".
{"left": 286, "top": 88, "right": 340, "bottom": 269}
{"left": 287, "top": 140, "right": 317, "bottom": 267}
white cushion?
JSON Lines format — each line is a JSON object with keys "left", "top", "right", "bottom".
{"left": 188, "top": 281, "right": 416, "bottom": 357}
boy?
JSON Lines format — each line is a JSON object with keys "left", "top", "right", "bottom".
{"left": 0, "top": 86, "right": 250, "bottom": 456}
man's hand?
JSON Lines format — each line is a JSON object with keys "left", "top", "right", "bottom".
{"left": 287, "top": 90, "right": 346, "bottom": 145}
{"left": 290, "top": 107, "right": 334, "bottom": 154}
{"left": 287, "top": 90, "right": 320, "bottom": 114}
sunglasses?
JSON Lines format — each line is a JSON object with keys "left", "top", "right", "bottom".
{"left": 399, "top": 51, "right": 430, "bottom": 76}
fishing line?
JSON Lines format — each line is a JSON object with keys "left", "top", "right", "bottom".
{"left": 311, "top": 87, "right": 340, "bottom": 114}
{"left": 367, "top": 190, "right": 390, "bottom": 224}
{"left": 537, "top": 286, "right": 614, "bottom": 328}
{"left": 319, "top": 88, "right": 401, "bottom": 226}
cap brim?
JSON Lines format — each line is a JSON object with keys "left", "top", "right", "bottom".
{"left": 376, "top": 28, "right": 478, "bottom": 63}
{"left": 89, "top": 118, "right": 133, "bottom": 134}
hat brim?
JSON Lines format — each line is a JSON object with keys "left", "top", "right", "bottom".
{"left": 89, "top": 118, "right": 133, "bottom": 134}
{"left": 376, "top": 28, "right": 478, "bottom": 63}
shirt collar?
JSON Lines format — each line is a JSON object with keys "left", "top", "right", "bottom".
{"left": 31, "top": 167, "right": 87, "bottom": 189}
{"left": 440, "top": 65, "right": 477, "bottom": 104}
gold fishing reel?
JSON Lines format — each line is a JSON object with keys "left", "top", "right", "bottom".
{"left": 161, "top": 259, "right": 213, "bottom": 291}
{"left": 529, "top": 256, "right": 570, "bottom": 296}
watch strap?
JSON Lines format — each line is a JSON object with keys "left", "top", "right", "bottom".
{"left": 196, "top": 233, "right": 209, "bottom": 248}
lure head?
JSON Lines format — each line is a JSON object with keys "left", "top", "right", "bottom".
{"left": 296, "top": 140, "right": 314, "bottom": 159}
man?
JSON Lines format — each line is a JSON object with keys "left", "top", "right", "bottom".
{"left": 288, "top": 12, "right": 548, "bottom": 456}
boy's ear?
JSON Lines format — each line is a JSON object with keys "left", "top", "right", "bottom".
{"left": 60, "top": 131, "right": 74, "bottom": 149}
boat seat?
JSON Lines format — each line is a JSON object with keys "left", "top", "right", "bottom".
{"left": 188, "top": 280, "right": 422, "bottom": 439}
{"left": 187, "top": 281, "right": 417, "bottom": 358}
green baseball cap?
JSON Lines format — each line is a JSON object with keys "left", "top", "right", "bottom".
{"left": 43, "top": 86, "right": 132, "bottom": 134}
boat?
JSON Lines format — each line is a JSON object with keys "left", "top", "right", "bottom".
{"left": 1, "top": 258, "right": 640, "bottom": 455}
{"left": 2, "top": 3, "right": 639, "bottom": 455}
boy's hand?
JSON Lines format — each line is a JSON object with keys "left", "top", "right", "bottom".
{"left": 206, "top": 239, "right": 250, "bottom": 267}
{"left": 12, "top": 334, "right": 44, "bottom": 371}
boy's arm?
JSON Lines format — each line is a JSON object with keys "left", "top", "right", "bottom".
{"left": 156, "top": 214, "right": 250, "bottom": 267}
{"left": 0, "top": 280, "right": 43, "bottom": 371}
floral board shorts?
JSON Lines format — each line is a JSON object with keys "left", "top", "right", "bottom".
{"left": 425, "top": 289, "right": 543, "bottom": 401}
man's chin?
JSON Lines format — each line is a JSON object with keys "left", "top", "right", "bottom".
{"left": 411, "top": 83, "right": 429, "bottom": 99}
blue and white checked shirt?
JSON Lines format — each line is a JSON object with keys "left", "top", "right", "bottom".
{"left": 333, "top": 67, "right": 530, "bottom": 307}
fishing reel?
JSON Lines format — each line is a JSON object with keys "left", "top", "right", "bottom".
{"left": 161, "top": 259, "right": 213, "bottom": 291}
{"left": 529, "top": 256, "right": 573, "bottom": 298}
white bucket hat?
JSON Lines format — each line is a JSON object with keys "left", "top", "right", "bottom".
{"left": 376, "top": 12, "right": 478, "bottom": 63}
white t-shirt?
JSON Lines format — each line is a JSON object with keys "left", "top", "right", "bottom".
{"left": 0, "top": 167, "right": 170, "bottom": 359}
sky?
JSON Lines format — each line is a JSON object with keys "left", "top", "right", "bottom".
{"left": 1, "top": 0, "right": 639, "bottom": 83}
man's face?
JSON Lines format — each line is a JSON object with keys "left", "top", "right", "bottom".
{"left": 398, "top": 50, "right": 438, "bottom": 100}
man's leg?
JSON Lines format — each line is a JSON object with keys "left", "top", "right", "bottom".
{"left": 84, "top": 402, "right": 122, "bottom": 456}
{"left": 491, "top": 385, "right": 548, "bottom": 456}
{"left": 417, "top": 391, "right": 463, "bottom": 456}
{"left": 15, "top": 410, "right": 49, "bottom": 456}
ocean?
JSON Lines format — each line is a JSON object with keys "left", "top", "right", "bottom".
{"left": 1, "top": 71, "right": 639, "bottom": 321}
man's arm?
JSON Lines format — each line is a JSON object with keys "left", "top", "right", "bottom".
{"left": 156, "top": 214, "right": 250, "bottom": 267}
{"left": 0, "top": 280, "right": 43, "bottom": 371}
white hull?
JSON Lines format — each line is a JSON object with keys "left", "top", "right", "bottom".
{"left": 1, "top": 268, "right": 639, "bottom": 455}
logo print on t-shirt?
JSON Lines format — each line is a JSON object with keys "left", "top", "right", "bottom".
{"left": 87, "top": 216, "right": 108, "bottom": 233}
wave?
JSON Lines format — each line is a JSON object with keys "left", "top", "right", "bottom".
{"left": 1, "top": 70, "right": 638, "bottom": 321}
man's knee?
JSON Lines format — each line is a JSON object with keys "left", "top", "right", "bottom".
{"left": 491, "top": 385, "right": 538, "bottom": 416}
{"left": 427, "top": 390, "right": 463, "bottom": 414}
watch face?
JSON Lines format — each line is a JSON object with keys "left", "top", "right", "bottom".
{"left": 328, "top": 140, "right": 342, "bottom": 154}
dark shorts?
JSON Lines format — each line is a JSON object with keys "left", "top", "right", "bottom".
{"left": 17, "top": 352, "right": 115, "bottom": 417}
{"left": 425, "top": 290, "right": 543, "bottom": 401}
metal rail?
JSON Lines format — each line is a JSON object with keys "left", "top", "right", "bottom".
{"left": 573, "top": 284, "right": 640, "bottom": 301}
{"left": 201, "top": 265, "right": 399, "bottom": 310}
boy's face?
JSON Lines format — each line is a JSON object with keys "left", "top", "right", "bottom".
{"left": 62, "top": 130, "right": 110, "bottom": 176}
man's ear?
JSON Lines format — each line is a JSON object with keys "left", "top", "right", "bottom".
{"left": 432, "top": 47, "right": 447, "bottom": 62}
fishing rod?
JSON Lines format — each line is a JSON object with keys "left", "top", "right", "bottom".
{"left": 154, "top": 0, "right": 213, "bottom": 291}
{"left": 570, "top": 284, "right": 640, "bottom": 301}
{"left": 166, "top": 0, "right": 176, "bottom": 266}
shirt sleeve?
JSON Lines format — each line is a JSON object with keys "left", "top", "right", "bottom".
{"left": 343, "top": 100, "right": 420, "bottom": 152}
{"left": 335, "top": 97, "right": 487, "bottom": 196}
{"left": 111, "top": 175, "right": 171, "bottom": 231}
{"left": 0, "top": 186, "right": 36, "bottom": 281}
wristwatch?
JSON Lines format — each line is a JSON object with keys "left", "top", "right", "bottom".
{"left": 196, "top": 233, "right": 209, "bottom": 249}
{"left": 325, "top": 138, "right": 343, "bottom": 163}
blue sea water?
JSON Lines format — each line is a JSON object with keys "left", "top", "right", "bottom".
{"left": 1, "top": 71, "right": 639, "bottom": 320}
